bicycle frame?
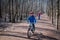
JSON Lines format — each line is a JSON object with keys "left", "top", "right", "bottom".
{"left": 27, "top": 23, "right": 34, "bottom": 38}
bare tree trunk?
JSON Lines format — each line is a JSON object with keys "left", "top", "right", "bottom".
{"left": 9, "top": 0, "right": 11, "bottom": 22}
{"left": 11, "top": 0, "right": 14, "bottom": 23}
{"left": 51, "top": 0, "right": 53, "bottom": 24}
{"left": 0, "top": 0, "right": 2, "bottom": 18}
{"left": 57, "top": 0, "right": 59, "bottom": 30}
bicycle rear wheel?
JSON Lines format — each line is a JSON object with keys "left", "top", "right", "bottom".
{"left": 27, "top": 30, "right": 32, "bottom": 38}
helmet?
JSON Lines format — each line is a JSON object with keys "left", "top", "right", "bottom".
{"left": 29, "top": 11, "right": 33, "bottom": 14}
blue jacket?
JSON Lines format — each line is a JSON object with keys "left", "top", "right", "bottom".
{"left": 27, "top": 15, "right": 36, "bottom": 24}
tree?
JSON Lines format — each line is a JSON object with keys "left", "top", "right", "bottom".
{"left": 0, "top": 0, "right": 2, "bottom": 18}
{"left": 57, "top": 0, "right": 59, "bottom": 30}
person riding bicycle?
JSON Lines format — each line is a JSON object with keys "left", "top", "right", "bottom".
{"left": 37, "top": 11, "right": 41, "bottom": 20}
{"left": 27, "top": 11, "right": 36, "bottom": 33}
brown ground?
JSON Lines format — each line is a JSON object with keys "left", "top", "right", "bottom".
{"left": 0, "top": 14, "right": 60, "bottom": 40}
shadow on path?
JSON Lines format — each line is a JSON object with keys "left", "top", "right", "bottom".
{"left": 39, "top": 34, "right": 58, "bottom": 40}
{"left": 0, "top": 25, "right": 59, "bottom": 40}
{"left": 0, "top": 34, "right": 37, "bottom": 40}
{"left": 37, "top": 21, "right": 56, "bottom": 28}
{"left": 39, "top": 19, "right": 49, "bottom": 21}
{"left": 0, "top": 33, "right": 58, "bottom": 40}
{"left": 12, "top": 25, "right": 60, "bottom": 34}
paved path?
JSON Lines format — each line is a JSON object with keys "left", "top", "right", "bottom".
{"left": 0, "top": 14, "right": 60, "bottom": 40}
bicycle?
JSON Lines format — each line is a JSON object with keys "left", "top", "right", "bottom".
{"left": 27, "top": 23, "right": 35, "bottom": 38}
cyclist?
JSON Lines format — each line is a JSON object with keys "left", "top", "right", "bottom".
{"left": 27, "top": 10, "right": 36, "bottom": 33}
{"left": 37, "top": 11, "right": 41, "bottom": 20}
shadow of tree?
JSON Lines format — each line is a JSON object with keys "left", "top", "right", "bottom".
{"left": 0, "top": 34, "right": 37, "bottom": 40}
{"left": 39, "top": 19, "right": 49, "bottom": 21}
{"left": 0, "top": 23, "right": 12, "bottom": 29}
{"left": 0, "top": 25, "right": 59, "bottom": 40}
{"left": 37, "top": 21, "right": 56, "bottom": 28}
{"left": 11, "top": 25, "right": 60, "bottom": 34}
{"left": 0, "top": 23, "right": 13, "bottom": 31}
{"left": 0, "top": 33, "right": 58, "bottom": 40}
{"left": 34, "top": 33, "right": 58, "bottom": 40}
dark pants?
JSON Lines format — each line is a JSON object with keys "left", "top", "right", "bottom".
{"left": 29, "top": 23, "right": 35, "bottom": 31}
{"left": 32, "top": 24, "right": 35, "bottom": 31}
{"left": 38, "top": 16, "right": 40, "bottom": 20}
